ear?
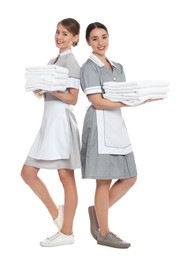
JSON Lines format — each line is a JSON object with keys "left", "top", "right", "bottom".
{"left": 73, "top": 34, "right": 79, "bottom": 44}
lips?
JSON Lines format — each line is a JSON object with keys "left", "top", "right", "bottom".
{"left": 97, "top": 46, "right": 105, "bottom": 50}
{"left": 56, "top": 41, "right": 64, "bottom": 44}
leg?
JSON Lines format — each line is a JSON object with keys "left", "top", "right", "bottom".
{"left": 58, "top": 169, "right": 78, "bottom": 235}
{"left": 94, "top": 179, "right": 131, "bottom": 249}
{"left": 95, "top": 177, "right": 136, "bottom": 235}
{"left": 21, "top": 164, "right": 58, "bottom": 219}
{"left": 109, "top": 176, "right": 137, "bottom": 207}
{"left": 94, "top": 177, "right": 136, "bottom": 235}
{"left": 94, "top": 179, "right": 112, "bottom": 236}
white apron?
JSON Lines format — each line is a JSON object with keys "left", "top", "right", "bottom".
{"left": 28, "top": 100, "right": 71, "bottom": 160}
{"left": 96, "top": 109, "right": 132, "bottom": 155}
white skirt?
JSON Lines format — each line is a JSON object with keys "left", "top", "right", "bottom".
{"left": 25, "top": 95, "right": 81, "bottom": 169}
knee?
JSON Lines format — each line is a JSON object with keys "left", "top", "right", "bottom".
{"left": 58, "top": 169, "right": 75, "bottom": 187}
{"left": 128, "top": 176, "right": 137, "bottom": 187}
{"left": 96, "top": 180, "right": 112, "bottom": 191}
{"left": 58, "top": 174, "right": 66, "bottom": 186}
{"left": 121, "top": 176, "right": 137, "bottom": 189}
{"left": 21, "top": 165, "right": 37, "bottom": 184}
{"left": 20, "top": 167, "right": 27, "bottom": 182}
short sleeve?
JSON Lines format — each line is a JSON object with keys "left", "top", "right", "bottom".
{"left": 80, "top": 61, "right": 102, "bottom": 96}
{"left": 51, "top": 54, "right": 80, "bottom": 89}
{"left": 63, "top": 55, "right": 80, "bottom": 89}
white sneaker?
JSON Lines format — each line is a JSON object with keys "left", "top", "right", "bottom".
{"left": 53, "top": 205, "right": 64, "bottom": 230}
{"left": 40, "top": 231, "right": 74, "bottom": 247}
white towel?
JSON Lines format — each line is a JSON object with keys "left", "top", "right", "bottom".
{"left": 25, "top": 78, "right": 68, "bottom": 86}
{"left": 103, "top": 80, "right": 170, "bottom": 91}
{"left": 24, "top": 65, "right": 69, "bottom": 92}
{"left": 25, "top": 73, "right": 68, "bottom": 79}
{"left": 104, "top": 86, "right": 169, "bottom": 97}
{"left": 103, "top": 93, "right": 167, "bottom": 106}
{"left": 25, "top": 84, "right": 67, "bottom": 92}
{"left": 25, "top": 65, "right": 69, "bottom": 74}
{"left": 102, "top": 80, "right": 169, "bottom": 106}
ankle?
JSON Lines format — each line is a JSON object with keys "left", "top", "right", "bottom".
{"left": 52, "top": 207, "right": 59, "bottom": 220}
{"left": 60, "top": 229, "right": 73, "bottom": 236}
{"left": 99, "top": 230, "right": 110, "bottom": 236}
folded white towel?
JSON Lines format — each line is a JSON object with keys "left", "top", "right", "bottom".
{"left": 25, "top": 84, "right": 67, "bottom": 92}
{"left": 25, "top": 65, "right": 69, "bottom": 74}
{"left": 102, "top": 80, "right": 169, "bottom": 106}
{"left": 24, "top": 65, "right": 69, "bottom": 92}
{"left": 104, "top": 86, "right": 169, "bottom": 97}
{"left": 103, "top": 93, "right": 167, "bottom": 106}
{"left": 25, "top": 78, "right": 68, "bottom": 86}
{"left": 103, "top": 80, "right": 170, "bottom": 91}
{"left": 25, "top": 73, "right": 69, "bottom": 79}
{"left": 103, "top": 81, "right": 137, "bottom": 88}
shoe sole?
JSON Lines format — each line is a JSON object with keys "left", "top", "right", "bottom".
{"left": 88, "top": 206, "right": 99, "bottom": 240}
{"left": 97, "top": 240, "right": 131, "bottom": 249}
{"left": 40, "top": 241, "right": 74, "bottom": 247}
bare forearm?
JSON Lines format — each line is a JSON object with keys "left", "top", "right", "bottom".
{"left": 93, "top": 99, "right": 126, "bottom": 110}
{"left": 88, "top": 94, "right": 127, "bottom": 110}
{"left": 49, "top": 89, "right": 79, "bottom": 105}
{"left": 55, "top": 92, "right": 77, "bottom": 105}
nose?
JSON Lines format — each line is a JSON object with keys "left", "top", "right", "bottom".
{"left": 56, "top": 33, "right": 63, "bottom": 40}
{"left": 98, "top": 38, "right": 104, "bottom": 45}
{"left": 57, "top": 34, "right": 62, "bottom": 40}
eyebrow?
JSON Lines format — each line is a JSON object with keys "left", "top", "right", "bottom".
{"left": 90, "top": 33, "right": 108, "bottom": 39}
{"left": 56, "top": 29, "right": 69, "bottom": 34}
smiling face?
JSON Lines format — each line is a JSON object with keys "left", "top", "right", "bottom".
{"left": 87, "top": 28, "right": 109, "bottom": 58}
{"left": 55, "top": 23, "right": 78, "bottom": 52}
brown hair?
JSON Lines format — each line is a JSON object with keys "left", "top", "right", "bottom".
{"left": 58, "top": 18, "right": 80, "bottom": 47}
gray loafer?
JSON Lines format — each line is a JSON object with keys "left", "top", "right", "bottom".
{"left": 97, "top": 232, "right": 131, "bottom": 249}
{"left": 88, "top": 206, "right": 99, "bottom": 240}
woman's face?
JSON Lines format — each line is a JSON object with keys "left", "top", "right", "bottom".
{"left": 87, "top": 28, "right": 109, "bottom": 57}
{"left": 55, "top": 23, "right": 78, "bottom": 52}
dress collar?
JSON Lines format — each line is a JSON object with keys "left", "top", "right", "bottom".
{"left": 89, "top": 53, "right": 117, "bottom": 68}
{"left": 59, "top": 49, "right": 72, "bottom": 57}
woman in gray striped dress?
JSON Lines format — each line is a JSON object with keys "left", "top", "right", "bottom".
{"left": 80, "top": 22, "right": 138, "bottom": 249}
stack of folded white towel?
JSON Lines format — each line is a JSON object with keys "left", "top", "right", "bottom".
{"left": 103, "top": 80, "right": 170, "bottom": 106}
{"left": 25, "top": 65, "right": 69, "bottom": 92}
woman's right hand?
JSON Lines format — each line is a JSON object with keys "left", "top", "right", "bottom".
{"left": 33, "top": 89, "right": 43, "bottom": 99}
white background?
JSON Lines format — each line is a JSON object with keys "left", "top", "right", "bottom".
{"left": 0, "top": 0, "right": 187, "bottom": 259}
